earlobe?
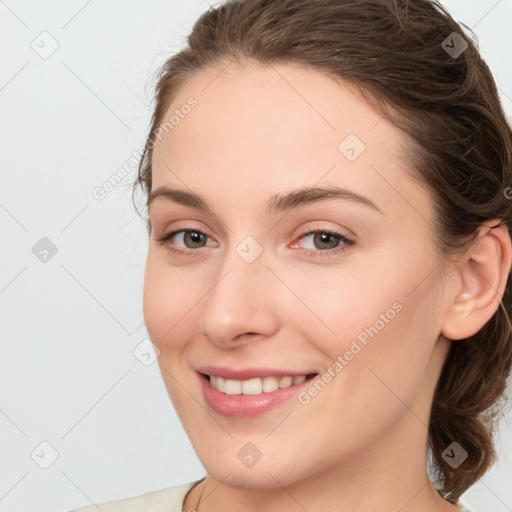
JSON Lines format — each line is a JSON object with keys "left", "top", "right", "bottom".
{"left": 441, "top": 221, "right": 512, "bottom": 341}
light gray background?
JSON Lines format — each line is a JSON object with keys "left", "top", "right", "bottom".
{"left": 1, "top": 1, "right": 511, "bottom": 511}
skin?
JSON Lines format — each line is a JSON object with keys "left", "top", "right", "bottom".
{"left": 143, "top": 60, "right": 511, "bottom": 512}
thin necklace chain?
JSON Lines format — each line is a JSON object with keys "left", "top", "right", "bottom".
{"left": 191, "top": 479, "right": 206, "bottom": 512}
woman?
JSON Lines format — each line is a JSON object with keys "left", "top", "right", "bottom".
{"left": 70, "top": 0, "right": 512, "bottom": 510}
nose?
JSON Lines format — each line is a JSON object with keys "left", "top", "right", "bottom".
{"left": 198, "top": 239, "right": 280, "bottom": 348}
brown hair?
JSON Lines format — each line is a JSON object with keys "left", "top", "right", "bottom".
{"left": 133, "top": 0, "right": 512, "bottom": 502}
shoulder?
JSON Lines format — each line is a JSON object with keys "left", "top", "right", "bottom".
{"left": 67, "top": 478, "right": 205, "bottom": 512}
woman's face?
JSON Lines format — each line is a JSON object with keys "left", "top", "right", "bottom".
{"left": 144, "top": 61, "right": 453, "bottom": 488}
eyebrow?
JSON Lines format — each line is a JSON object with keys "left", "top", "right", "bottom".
{"left": 148, "top": 185, "right": 382, "bottom": 215}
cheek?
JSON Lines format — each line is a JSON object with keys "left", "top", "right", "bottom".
{"left": 292, "top": 258, "right": 441, "bottom": 393}
{"left": 285, "top": 265, "right": 399, "bottom": 351}
{"left": 321, "top": 278, "right": 442, "bottom": 426}
{"left": 142, "top": 252, "right": 196, "bottom": 348}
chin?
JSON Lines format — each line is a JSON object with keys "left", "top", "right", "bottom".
{"left": 201, "top": 453, "right": 307, "bottom": 490}
{"left": 210, "top": 470, "right": 289, "bottom": 490}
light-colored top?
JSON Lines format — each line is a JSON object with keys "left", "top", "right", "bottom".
{"left": 67, "top": 478, "right": 205, "bottom": 512}
{"left": 67, "top": 477, "right": 474, "bottom": 512}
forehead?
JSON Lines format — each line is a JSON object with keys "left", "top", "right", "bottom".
{"left": 150, "top": 61, "right": 432, "bottom": 224}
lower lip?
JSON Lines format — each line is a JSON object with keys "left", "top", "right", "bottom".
{"left": 198, "top": 373, "right": 315, "bottom": 418}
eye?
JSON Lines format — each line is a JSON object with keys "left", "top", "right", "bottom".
{"left": 155, "top": 229, "right": 214, "bottom": 256}
{"left": 293, "top": 228, "right": 354, "bottom": 258}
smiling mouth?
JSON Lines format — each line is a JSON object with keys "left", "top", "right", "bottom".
{"left": 199, "top": 372, "right": 318, "bottom": 395}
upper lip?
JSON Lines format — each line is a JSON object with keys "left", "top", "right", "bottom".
{"left": 196, "top": 366, "right": 318, "bottom": 380}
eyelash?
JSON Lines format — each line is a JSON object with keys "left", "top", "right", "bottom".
{"left": 155, "top": 227, "right": 354, "bottom": 259}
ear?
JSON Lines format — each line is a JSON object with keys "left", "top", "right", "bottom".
{"left": 441, "top": 220, "right": 512, "bottom": 341}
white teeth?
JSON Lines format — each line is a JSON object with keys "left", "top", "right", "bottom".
{"left": 209, "top": 374, "right": 310, "bottom": 395}
{"left": 279, "top": 376, "right": 292, "bottom": 388}
{"left": 293, "top": 375, "right": 306, "bottom": 385}
{"left": 242, "top": 378, "right": 263, "bottom": 395}
{"left": 224, "top": 379, "right": 242, "bottom": 394}
{"left": 262, "top": 376, "right": 279, "bottom": 393}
